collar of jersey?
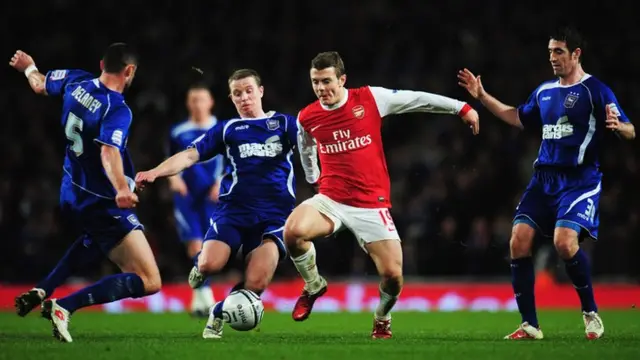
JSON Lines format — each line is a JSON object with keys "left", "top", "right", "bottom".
{"left": 320, "top": 89, "right": 349, "bottom": 111}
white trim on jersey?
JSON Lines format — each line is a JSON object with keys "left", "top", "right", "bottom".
{"left": 219, "top": 144, "right": 238, "bottom": 198}
{"left": 578, "top": 82, "right": 596, "bottom": 165}
{"left": 369, "top": 86, "right": 465, "bottom": 118}
{"left": 285, "top": 150, "right": 295, "bottom": 199}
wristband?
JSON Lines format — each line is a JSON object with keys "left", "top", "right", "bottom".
{"left": 458, "top": 103, "right": 473, "bottom": 117}
{"left": 24, "top": 64, "right": 38, "bottom": 78}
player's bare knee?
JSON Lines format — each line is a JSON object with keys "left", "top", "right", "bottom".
{"left": 510, "top": 224, "right": 535, "bottom": 258}
{"left": 553, "top": 227, "right": 579, "bottom": 259}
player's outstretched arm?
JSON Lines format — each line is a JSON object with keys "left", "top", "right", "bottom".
{"left": 135, "top": 148, "right": 201, "bottom": 190}
{"left": 9, "top": 50, "right": 46, "bottom": 95}
{"left": 368, "top": 86, "right": 480, "bottom": 135}
{"left": 101, "top": 145, "right": 138, "bottom": 209}
{"left": 457, "top": 68, "right": 522, "bottom": 129}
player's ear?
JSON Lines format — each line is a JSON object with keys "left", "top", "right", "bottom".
{"left": 339, "top": 74, "right": 346, "bottom": 87}
{"left": 258, "top": 86, "right": 264, "bottom": 98}
{"left": 573, "top": 48, "right": 582, "bottom": 62}
{"left": 100, "top": 60, "right": 105, "bottom": 72}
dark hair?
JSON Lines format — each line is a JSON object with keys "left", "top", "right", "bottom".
{"left": 311, "top": 51, "right": 346, "bottom": 77}
{"left": 550, "top": 26, "right": 586, "bottom": 58}
{"left": 228, "top": 69, "right": 262, "bottom": 87}
{"left": 188, "top": 82, "right": 211, "bottom": 92}
{"left": 102, "top": 43, "right": 138, "bottom": 74}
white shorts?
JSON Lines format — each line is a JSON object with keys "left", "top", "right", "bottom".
{"left": 302, "top": 194, "right": 401, "bottom": 251}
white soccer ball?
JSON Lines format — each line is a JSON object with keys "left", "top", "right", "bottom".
{"left": 221, "top": 289, "right": 264, "bottom": 331}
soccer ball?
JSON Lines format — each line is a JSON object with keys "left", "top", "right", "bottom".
{"left": 221, "top": 289, "right": 264, "bottom": 331}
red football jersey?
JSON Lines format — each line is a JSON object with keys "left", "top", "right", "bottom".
{"left": 297, "top": 86, "right": 469, "bottom": 208}
{"left": 299, "top": 86, "right": 389, "bottom": 208}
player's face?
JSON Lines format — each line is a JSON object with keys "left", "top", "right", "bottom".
{"left": 548, "top": 40, "right": 580, "bottom": 77}
{"left": 229, "top": 76, "right": 264, "bottom": 118}
{"left": 186, "top": 89, "right": 213, "bottom": 119}
{"left": 310, "top": 67, "right": 346, "bottom": 106}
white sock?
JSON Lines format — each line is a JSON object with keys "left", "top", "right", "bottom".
{"left": 193, "top": 286, "right": 215, "bottom": 309}
{"left": 291, "top": 243, "right": 323, "bottom": 293}
{"left": 375, "top": 286, "right": 398, "bottom": 321}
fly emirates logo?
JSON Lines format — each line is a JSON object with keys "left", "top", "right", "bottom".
{"left": 319, "top": 129, "right": 372, "bottom": 155}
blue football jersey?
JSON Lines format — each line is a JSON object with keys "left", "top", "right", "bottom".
{"left": 518, "top": 74, "right": 630, "bottom": 168}
{"left": 168, "top": 117, "right": 224, "bottom": 196}
{"left": 190, "top": 112, "right": 298, "bottom": 216}
{"left": 45, "top": 69, "right": 136, "bottom": 203}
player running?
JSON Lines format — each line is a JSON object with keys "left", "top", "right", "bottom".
{"left": 136, "top": 69, "right": 297, "bottom": 339}
{"left": 285, "top": 51, "right": 479, "bottom": 339}
{"left": 167, "top": 84, "right": 224, "bottom": 317}
{"left": 10, "top": 44, "right": 161, "bottom": 343}
{"left": 457, "top": 26, "right": 635, "bottom": 340}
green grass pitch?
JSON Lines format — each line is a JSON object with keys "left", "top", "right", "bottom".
{"left": 1, "top": 311, "right": 639, "bottom": 360}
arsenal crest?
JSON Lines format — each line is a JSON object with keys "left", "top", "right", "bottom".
{"left": 563, "top": 92, "right": 579, "bottom": 108}
{"left": 266, "top": 118, "right": 280, "bottom": 130}
{"left": 352, "top": 105, "right": 365, "bottom": 119}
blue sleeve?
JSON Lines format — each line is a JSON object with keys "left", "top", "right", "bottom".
{"left": 516, "top": 88, "right": 542, "bottom": 129}
{"left": 45, "top": 69, "right": 94, "bottom": 97}
{"left": 188, "top": 122, "right": 224, "bottom": 161}
{"left": 286, "top": 114, "right": 299, "bottom": 148}
{"left": 94, "top": 104, "right": 132, "bottom": 150}
{"left": 596, "top": 85, "right": 630, "bottom": 124}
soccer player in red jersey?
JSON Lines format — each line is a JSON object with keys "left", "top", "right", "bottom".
{"left": 284, "top": 51, "right": 480, "bottom": 338}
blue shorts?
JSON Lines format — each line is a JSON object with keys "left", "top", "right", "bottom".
{"left": 173, "top": 194, "right": 216, "bottom": 242}
{"left": 513, "top": 166, "right": 602, "bottom": 240}
{"left": 204, "top": 215, "right": 287, "bottom": 261}
{"left": 60, "top": 188, "right": 144, "bottom": 255}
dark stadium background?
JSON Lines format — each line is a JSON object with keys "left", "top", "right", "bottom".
{"left": 1, "top": 0, "right": 638, "bottom": 295}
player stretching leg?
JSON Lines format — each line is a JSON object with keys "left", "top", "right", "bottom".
{"left": 137, "top": 69, "right": 298, "bottom": 339}
{"left": 167, "top": 84, "right": 224, "bottom": 317}
{"left": 284, "top": 52, "right": 479, "bottom": 339}
{"left": 458, "top": 26, "right": 635, "bottom": 340}
{"left": 9, "top": 44, "right": 161, "bottom": 343}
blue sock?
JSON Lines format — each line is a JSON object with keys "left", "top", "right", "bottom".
{"left": 57, "top": 273, "right": 145, "bottom": 313}
{"left": 564, "top": 249, "right": 597, "bottom": 313}
{"left": 213, "top": 299, "right": 224, "bottom": 318}
{"left": 192, "top": 251, "right": 201, "bottom": 268}
{"left": 511, "top": 257, "right": 538, "bottom": 328}
{"left": 36, "top": 236, "right": 103, "bottom": 297}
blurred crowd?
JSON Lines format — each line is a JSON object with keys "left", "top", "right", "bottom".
{"left": 1, "top": 0, "right": 639, "bottom": 283}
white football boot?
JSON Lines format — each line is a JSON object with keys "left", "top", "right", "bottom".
{"left": 42, "top": 299, "right": 73, "bottom": 343}
{"left": 202, "top": 303, "right": 224, "bottom": 339}
{"left": 583, "top": 311, "right": 604, "bottom": 340}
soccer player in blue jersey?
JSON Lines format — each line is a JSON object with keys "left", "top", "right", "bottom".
{"left": 167, "top": 84, "right": 224, "bottom": 316}
{"left": 136, "top": 69, "right": 297, "bottom": 339}
{"left": 458, "top": 26, "right": 635, "bottom": 340}
{"left": 9, "top": 44, "right": 161, "bottom": 343}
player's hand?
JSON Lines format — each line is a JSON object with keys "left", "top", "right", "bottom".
{"left": 461, "top": 107, "right": 480, "bottom": 135}
{"left": 168, "top": 176, "right": 189, "bottom": 196}
{"left": 9, "top": 50, "right": 35, "bottom": 73}
{"left": 605, "top": 104, "right": 621, "bottom": 131}
{"left": 209, "top": 182, "right": 220, "bottom": 202}
{"left": 135, "top": 170, "right": 158, "bottom": 191}
{"left": 457, "top": 68, "right": 486, "bottom": 100}
{"left": 115, "top": 189, "right": 139, "bottom": 209}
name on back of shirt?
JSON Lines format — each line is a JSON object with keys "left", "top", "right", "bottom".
{"left": 70, "top": 86, "right": 102, "bottom": 113}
